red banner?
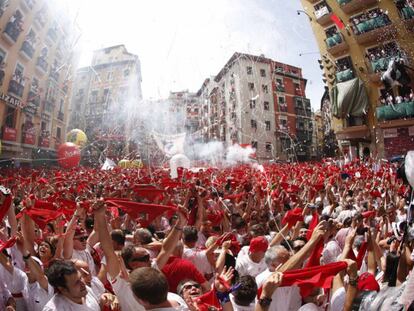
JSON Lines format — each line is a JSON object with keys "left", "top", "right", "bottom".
{"left": 23, "top": 132, "right": 36, "bottom": 145}
{"left": 2, "top": 127, "right": 17, "bottom": 142}
{"left": 39, "top": 137, "right": 50, "bottom": 148}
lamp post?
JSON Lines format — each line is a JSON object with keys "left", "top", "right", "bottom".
{"left": 296, "top": 10, "right": 312, "bottom": 21}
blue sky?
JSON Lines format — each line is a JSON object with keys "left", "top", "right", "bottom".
{"left": 67, "top": 0, "right": 324, "bottom": 110}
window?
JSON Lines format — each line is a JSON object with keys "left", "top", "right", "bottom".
{"left": 251, "top": 120, "right": 257, "bottom": 129}
{"left": 275, "top": 66, "right": 283, "bottom": 72}
{"left": 0, "top": 47, "right": 6, "bottom": 64}
{"left": 262, "top": 85, "right": 268, "bottom": 93}
{"left": 276, "top": 78, "right": 283, "bottom": 85}
{"left": 248, "top": 82, "right": 254, "bottom": 90}
{"left": 246, "top": 66, "right": 252, "bottom": 74}
{"left": 265, "top": 121, "right": 271, "bottom": 131}
{"left": 260, "top": 69, "right": 266, "bottom": 77}
{"left": 91, "top": 90, "right": 98, "bottom": 102}
{"left": 107, "top": 71, "right": 113, "bottom": 81}
{"left": 124, "top": 69, "right": 130, "bottom": 77}
{"left": 264, "top": 101, "right": 269, "bottom": 110}
{"left": 251, "top": 141, "right": 258, "bottom": 149}
{"left": 249, "top": 100, "right": 256, "bottom": 109}
{"left": 103, "top": 88, "right": 110, "bottom": 101}
{"left": 265, "top": 143, "right": 272, "bottom": 152}
{"left": 294, "top": 83, "right": 300, "bottom": 90}
{"left": 41, "top": 121, "right": 46, "bottom": 132}
{"left": 278, "top": 96, "right": 285, "bottom": 104}
{"left": 5, "top": 106, "right": 16, "bottom": 127}
{"left": 56, "top": 127, "right": 61, "bottom": 139}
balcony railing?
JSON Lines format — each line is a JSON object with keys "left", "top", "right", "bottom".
{"left": 47, "top": 27, "right": 58, "bottom": 42}
{"left": 326, "top": 33, "right": 342, "bottom": 48}
{"left": 276, "top": 85, "right": 285, "bottom": 92}
{"left": 337, "top": 0, "right": 377, "bottom": 14}
{"left": 8, "top": 79, "right": 24, "bottom": 97}
{"left": 370, "top": 56, "right": 395, "bottom": 73}
{"left": 36, "top": 57, "right": 48, "bottom": 74}
{"left": 20, "top": 41, "right": 35, "bottom": 59}
{"left": 314, "top": 5, "right": 333, "bottom": 25}
{"left": 336, "top": 69, "right": 354, "bottom": 83}
{"left": 3, "top": 21, "right": 23, "bottom": 43}
{"left": 376, "top": 101, "right": 414, "bottom": 121}
{"left": 353, "top": 15, "right": 391, "bottom": 35}
{"left": 50, "top": 69, "right": 60, "bottom": 81}
{"left": 401, "top": 6, "right": 414, "bottom": 19}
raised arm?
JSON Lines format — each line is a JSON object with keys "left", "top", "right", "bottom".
{"left": 93, "top": 200, "right": 120, "bottom": 279}
{"left": 63, "top": 207, "right": 83, "bottom": 259}
{"left": 156, "top": 206, "right": 188, "bottom": 270}
{"left": 278, "top": 221, "right": 326, "bottom": 272}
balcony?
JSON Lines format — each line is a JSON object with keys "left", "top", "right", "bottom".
{"left": 44, "top": 99, "right": 55, "bottom": 113}
{"left": 2, "top": 127, "right": 17, "bottom": 142}
{"left": 22, "top": 131, "right": 36, "bottom": 145}
{"left": 325, "top": 33, "right": 349, "bottom": 56}
{"left": 39, "top": 136, "right": 50, "bottom": 148}
{"left": 336, "top": 68, "right": 354, "bottom": 83}
{"left": 276, "top": 84, "right": 285, "bottom": 92}
{"left": 20, "top": 40, "right": 35, "bottom": 60}
{"left": 314, "top": 6, "right": 333, "bottom": 26}
{"left": 50, "top": 69, "right": 60, "bottom": 82}
{"left": 47, "top": 27, "right": 58, "bottom": 43}
{"left": 400, "top": 5, "right": 414, "bottom": 31}
{"left": 376, "top": 101, "right": 414, "bottom": 121}
{"left": 36, "top": 57, "right": 48, "bottom": 75}
{"left": 57, "top": 111, "right": 64, "bottom": 121}
{"left": 3, "top": 21, "right": 23, "bottom": 44}
{"left": 337, "top": 0, "right": 377, "bottom": 14}
{"left": 21, "top": 0, "right": 36, "bottom": 11}
{"left": 8, "top": 79, "right": 24, "bottom": 97}
{"left": 353, "top": 15, "right": 395, "bottom": 45}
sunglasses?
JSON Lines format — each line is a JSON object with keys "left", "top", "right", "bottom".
{"left": 181, "top": 283, "right": 201, "bottom": 292}
{"left": 130, "top": 254, "right": 150, "bottom": 262}
{"left": 75, "top": 236, "right": 88, "bottom": 242}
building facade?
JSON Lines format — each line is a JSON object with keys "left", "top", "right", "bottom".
{"left": 198, "top": 52, "right": 313, "bottom": 161}
{"left": 300, "top": 0, "right": 414, "bottom": 159}
{"left": 69, "top": 45, "right": 142, "bottom": 164}
{"left": 0, "top": 0, "right": 77, "bottom": 165}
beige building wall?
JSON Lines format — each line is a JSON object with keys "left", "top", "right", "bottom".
{"left": 300, "top": 0, "right": 414, "bottom": 158}
{"left": 0, "top": 0, "right": 77, "bottom": 163}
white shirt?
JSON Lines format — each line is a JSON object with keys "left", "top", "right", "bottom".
{"left": 90, "top": 277, "right": 105, "bottom": 301}
{"left": 182, "top": 247, "right": 214, "bottom": 278}
{"left": 230, "top": 293, "right": 256, "bottom": 311}
{"left": 109, "top": 273, "right": 188, "bottom": 311}
{"left": 256, "top": 269, "right": 272, "bottom": 288}
{"left": 42, "top": 287, "right": 100, "bottom": 311}
{"left": 235, "top": 253, "right": 267, "bottom": 278}
{"left": 72, "top": 247, "right": 97, "bottom": 276}
{"left": 329, "top": 287, "right": 345, "bottom": 311}
{"left": 267, "top": 286, "right": 301, "bottom": 311}
{"left": 27, "top": 282, "right": 54, "bottom": 311}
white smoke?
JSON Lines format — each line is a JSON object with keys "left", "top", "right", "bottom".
{"left": 225, "top": 144, "right": 255, "bottom": 165}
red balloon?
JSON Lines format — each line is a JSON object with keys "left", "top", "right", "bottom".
{"left": 57, "top": 142, "right": 81, "bottom": 169}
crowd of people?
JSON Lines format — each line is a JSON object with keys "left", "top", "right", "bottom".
{"left": 0, "top": 157, "right": 414, "bottom": 310}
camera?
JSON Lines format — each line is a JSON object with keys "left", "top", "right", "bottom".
{"left": 356, "top": 227, "right": 368, "bottom": 235}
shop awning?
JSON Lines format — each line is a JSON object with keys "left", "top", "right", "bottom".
{"left": 330, "top": 78, "right": 369, "bottom": 118}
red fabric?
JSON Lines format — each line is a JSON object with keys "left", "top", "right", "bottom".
{"left": 305, "top": 238, "right": 324, "bottom": 268}
{"left": 22, "top": 208, "right": 64, "bottom": 230}
{"left": 133, "top": 186, "right": 165, "bottom": 201}
{"left": 362, "top": 211, "right": 375, "bottom": 219}
{"left": 195, "top": 289, "right": 221, "bottom": 311}
{"left": 161, "top": 256, "right": 207, "bottom": 293}
{"left": 282, "top": 261, "right": 347, "bottom": 297}
{"left": 105, "top": 199, "right": 177, "bottom": 227}
{"left": 249, "top": 236, "right": 269, "bottom": 253}
{"left": 357, "top": 272, "right": 380, "bottom": 292}
{"left": 282, "top": 208, "right": 303, "bottom": 228}
{"left": 347, "top": 242, "right": 368, "bottom": 269}
{"left": 306, "top": 213, "right": 319, "bottom": 241}
{"left": 0, "top": 195, "right": 12, "bottom": 223}
{"left": 0, "top": 237, "right": 17, "bottom": 253}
